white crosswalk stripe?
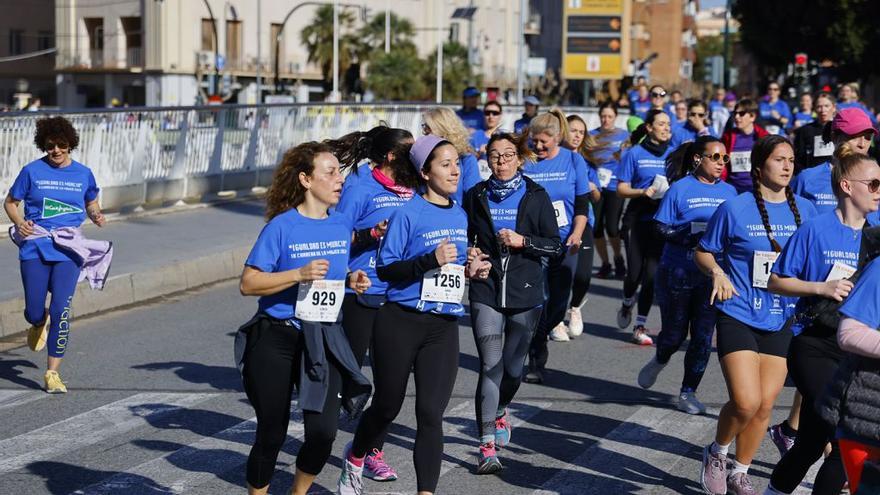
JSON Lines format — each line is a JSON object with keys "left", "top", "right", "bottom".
{"left": 0, "top": 392, "right": 214, "bottom": 475}
{"left": 0, "top": 389, "right": 45, "bottom": 412}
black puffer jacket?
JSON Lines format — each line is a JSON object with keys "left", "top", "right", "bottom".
{"left": 463, "top": 177, "right": 562, "bottom": 309}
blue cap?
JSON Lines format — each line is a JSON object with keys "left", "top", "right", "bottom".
{"left": 409, "top": 135, "right": 446, "bottom": 172}
{"left": 463, "top": 86, "right": 480, "bottom": 97}
{"left": 524, "top": 95, "right": 540, "bottom": 106}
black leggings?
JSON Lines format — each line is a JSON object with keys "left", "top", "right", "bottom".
{"left": 769, "top": 331, "right": 847, "bottom": 494}
{"left": 623, "top": 218, "right": 663, "bottom": 317}
{"left": 351, "top": 303, "right": 459, "bottom": 493}
{"left": 593, "top": 189, "right": 624, "bottom": 238}
{"left": 530, "top": 251, "right": 578, "bottom": 371}
{"left": 571, "top": 226, "right": 595, "bottom": 308}
{"left": 242, "top": 320, "right": 343, "bottom": 488}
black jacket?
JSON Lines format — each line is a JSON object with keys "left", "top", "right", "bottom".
{"left": 793, "top": 120, "right": 831, "bottom": 172}
{"left": 462, "top": 177, "right": 562, "bottom": 309}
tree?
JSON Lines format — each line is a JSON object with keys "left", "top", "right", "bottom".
{"left": 300, "top": 5, "right": 360, "bottom": 92}
{"left": 365, "top": 48, "right": 428, "bottom": 101}
{"left": 356, "top": 12, "right": 417, "bottom": 60}
{"left": 423, "top": 42, "right": 477, "bottom": 102}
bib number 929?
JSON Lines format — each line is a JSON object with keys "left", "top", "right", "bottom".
{"left": 295, "top": 279, "right": 345, "bottom": 322}
{"left": 311, "top": 290, "right": 337, "bottom": 307}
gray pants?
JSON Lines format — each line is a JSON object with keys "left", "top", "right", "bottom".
{"left": 471, "top": 302, "right": 543, "bottom": 443}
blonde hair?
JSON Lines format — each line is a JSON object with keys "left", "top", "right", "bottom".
{"left": 423, "top": 107, "right": 474, "bottom": 155}
{"left": 529, "top": 108, "right": 569, "bottom": 142}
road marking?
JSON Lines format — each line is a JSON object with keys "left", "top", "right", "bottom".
{"left": 0, "top": 389, "right": 44, "bottom": 412}
{"left": 0, "top": 392, "right": 214, "bottom": 475}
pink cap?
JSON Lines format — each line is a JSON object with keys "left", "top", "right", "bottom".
{"left": 409, "top": 134, "right": 447, "bottom": 172}
{"left": 832, "top": 108, "right": 878, "bottom": 136}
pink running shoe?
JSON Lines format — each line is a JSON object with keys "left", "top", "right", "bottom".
{"left": 495, "top": 411, "right": 512, "bottom": 449}
{"left": 363, "top": 448, "right": 398, "bottom": 481}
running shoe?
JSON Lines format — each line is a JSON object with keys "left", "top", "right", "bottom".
{"left": 567, "top": 306, "right": 584, "bottom": 338}
{"left": 523, "top": 365, "right": 543, "bottom": 384}
{"left": 676, "top": 392, "right": 707, "bottom": 415}
{"left": 476, "top": 442, "right": 503, "bottom": 474}
{"left": 614, "top": 256, "right": 627, "bottom": 280}
{"left": 363, "top": 448, "right": 398, "bottom": 481}
{"left": 549, "top": 322, "right": 570, "bottom": 342}
{"left": 338, "top": 442, "right": 365, "bottom": 495}
{"left": 27, "top": 314, "right": 49, "bottom": 352}
{"left": 596, "top": 262, "right": 613, "bottom": 279}
{"left": 44, "top": 370, "right": 67, "bottom": 394}
{"left": 494, "top": 410, "right": 511, "bottom": 448}
{"left": 637, "top": 356, "right": 666, "bottom": 389}
{"left": 726, "top": 472, "right": 757, "bottom": 495}
{"left": 767, "top": 423, "right": 796, "bottom": 456}
{"left": 631, "top": 325, "right": 653, "bottom": 346}
{"left": 616, "top": 303, "right": 633, "bottom": 329}
{"left": 700, "top": 444, "right": 728, "bottom": 495}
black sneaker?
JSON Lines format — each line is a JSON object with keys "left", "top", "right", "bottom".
{"left": 614, "top": 256, "right": 626, "bottom": 280}
{"left": 596, "top": 262, "right": 613, "bottom": 279}
{"left": 523, "top": 367, "right": 544, "bottom": 384}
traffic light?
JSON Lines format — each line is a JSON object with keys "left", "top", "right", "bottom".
{"left": 793, "top": 52, "right": 809, "bottom": 88}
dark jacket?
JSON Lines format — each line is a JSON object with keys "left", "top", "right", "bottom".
{"left": 462, "top": 176, "right": 562, "bottom": 309}
{"left": 793, "top": 120, "right": 831, "bottom": 172}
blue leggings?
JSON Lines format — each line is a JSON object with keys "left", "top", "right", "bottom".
{"left": 21, "top": 258, "right": 80, "bottom": 358}
{"left": 654, "top": 263, "right": 717, "bottom": 393}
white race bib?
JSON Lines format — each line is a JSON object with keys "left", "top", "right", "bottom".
{"left": 421, "top": 264, "right": 466, "bottom": 303}
{"left": 650, "top": 175, "right": 669, "bottom": 199}
{"left": 825, "top": 261, "right": 857, "bottom": 282}
{"left": 766, "top": 125, "right": 781, "bottom": 135}
{"left": 597, "top": 168, "right": 612, "bottom": 188}
{"left": 690, "top": 221, "right": 708, "bottom": 234}
{"left": 477, "top": 158, "right": 491, "bottom": 180}
{"left": 814, "top": 135, "right": 834, "bottom": 158}
{"left": 752, "top": 251, "right": 779, "bottom": 289}
{"left": 552, "top": 200, "right": 570, "bottom": 228}
{"left": 295, "top": 280, "right": 345, "bottom": 322}
{"left": 730, "top": 151, "right": 751, "bottom": 173}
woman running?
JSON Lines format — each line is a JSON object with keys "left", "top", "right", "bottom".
{"left": 696, "top": 135, "right": 817, "bottom": 495}
{"left": 722, "top": 98, "right": 770, "bottom": 194}
{"left": 637, "top": 136, "right": 737, "bottom": 415}
{"left": 236, "top": 142, "right": 372, "bottom": 495}
{"left": 793, "top": 92, "right": 836, "bottom": 172}
{"left": 463, "top": 132, "right": 561, "bottom": 473}
{"left": 330, "top": 125, "right": 418, "bottom": 482}
{"left": 616, "top": 109, "right": 674, "bottom": 345}
{"left": 590, "top": 102, "right": 630, "bottom": 280}
{"left": 521, "top": 109, "right": 590, "bottom": 384}
{"left": 422, "top": 107, "right": 483, "bottom": 204}
{"left": 338, "top": 135, "right": 490, "bottom": 495}
{"left": 4, "top": 116, "right": 110, "bottom": 394}
{"left": 762, "top": 149, "right": 879, "bottom": 495}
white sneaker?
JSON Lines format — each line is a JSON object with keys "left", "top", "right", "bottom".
{"left": 677, "top": 392, "right": 707, "bottom": 415}
{"left": 567, "top": 306, "right": 584, "bottom": 338}
{"left": 338, "top": 442, "right": 364, "bottom": 495}
{"left": 631, "top": 325, "right": 653, "bottom": 346}
{"left": 637, "top": 356, "right": 666, "bottom": 389}
{"left": 549, "top": 322, "right": 570, "bottom": 342}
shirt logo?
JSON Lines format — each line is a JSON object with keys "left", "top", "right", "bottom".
{"left": 42, "top": 198, "right": 83, "bottom": 219}
{"left": 753, "top": 297, "right": 762, "bottom": 310}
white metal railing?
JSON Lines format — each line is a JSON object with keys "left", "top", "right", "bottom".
{"left": 0, "top": 103, "right": 626, "bottom": 209}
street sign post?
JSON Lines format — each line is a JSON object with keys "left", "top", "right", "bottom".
{"left": 562, "top": 0, "right": 630, "bottom": 80}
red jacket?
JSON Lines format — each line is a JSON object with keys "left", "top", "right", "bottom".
{"left": 720, "top": 124, "right": 769, "bottom": 181}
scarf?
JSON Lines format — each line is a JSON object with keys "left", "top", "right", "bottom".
{"left": 487, "top": 172, "right": 523, "bottom": 202}
{"left": 372, "top": 167, "right": 413, "bottom": 198}
{"left": 641, "top": 138, "right": 670, "bottom": 158}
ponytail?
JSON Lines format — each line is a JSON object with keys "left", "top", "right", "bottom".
{"left": 529, "top": 108, "right": 569, "bottom": 142}
{"left": 666, "top": 136, "right": 722, "bottom": 183}
{"left": 323, "top": 124, "right": 419, "bottom": 188}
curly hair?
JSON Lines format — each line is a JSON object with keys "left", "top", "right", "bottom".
{"left": 423, "top": 107, "right": 474, "bottom": 155}
{"left": 265, "top": 142, "right": 334, "bottom": 221}
{"left": 34, "top": 116, "right": 79, "bottom": 151}
{"left": 486, "top": 132, "right": 535, "bottom": 168}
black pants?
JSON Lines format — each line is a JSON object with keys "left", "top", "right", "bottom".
{"left": 529, "top": 250, "right": 578, "bottom": 371}
{"left": 593, "top": 189, "right": 624, "bottom": 238}
{"left": 623, "top": 219, "right": 663, "bottom": 317}
{"left": 351, "top": 303, "right": 459, "bottom": 493}
{"left": 571, "top": 226, "right": 595, "bottom": 308}
{"left": 242, "top": 320, "right": 343, "bottom": 488}
{"left": 770, "top": 331, "right": 847, "bottom": 494}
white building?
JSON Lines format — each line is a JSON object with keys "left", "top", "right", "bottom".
{"left": 54, "top": 0, "right": 526, "bottom": 108}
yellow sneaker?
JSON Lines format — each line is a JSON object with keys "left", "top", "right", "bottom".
{"left": 44, "top": 370, "right": 67, "bottom": 394}
{"left": 27, "top": 314, "right": 50, "bottom": 352}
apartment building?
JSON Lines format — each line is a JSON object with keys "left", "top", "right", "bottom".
{"left": 630, "top": 0, "right": 698, "bottom": 89}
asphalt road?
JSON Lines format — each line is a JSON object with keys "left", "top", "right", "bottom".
{"left": 0, "top": 272, "right": 821, "bottom": 494}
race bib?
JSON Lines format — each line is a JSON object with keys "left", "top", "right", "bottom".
{"left": 752, "top": 251, "right": 779, "bottom": 289}
{"left": 421, "top": 264, "right": 465, "bottom": 303}
{"left": 813, "top": 135, "right": 834, "bottom": 158}
{"left": 690, "top": 221, "right": 708, "bottom": 234}
{"left": 552, "top": 200, "right": 570, "bottom": 228}
{"left": 825, "top": 261, "right": 857, "bottom": 282}
{"left": 766, "top": 125, "right": 781, "bottom": 135}
{"left": 477, "top": 158, "right": 491, "bottom": 180}
{"left": 597, "top": 168, "right": 612, "bottom": 188}
{"left": 650, "top": 175, "right": 669, "bottom": 199}
{"left": 295, "top": 280, "right": 345, "bottom": 322}
{"left": 730, "top": 151, "right": 751, "bottom": 173}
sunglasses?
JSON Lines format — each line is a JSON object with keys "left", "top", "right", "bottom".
{"left": 484, "top": 110, "right": 501, "bottom": 116}
{"left": 44, "top": 142, "right": 69, "bottom": 151}
{"left": 768, "top": 87, "right": 781, "bottom": 91}
{"left": 701, "top": 152, "right": 731, "bottom": 164}
{"left": 421, "top": 122, "right": 431, "bottom": 134}
{"left": 689, "top": 112, "right": 706, "bottom": 118}
{"left": 850, "top": 178, "right": 880, "bottom": 193}
{"left": 651, "top": 91, "right": 667, "bottom": 98}
{"left": 734, "top": 111, "right": 751, "bottom": 117}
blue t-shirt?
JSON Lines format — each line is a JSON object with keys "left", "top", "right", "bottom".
{"left": 792, "top": 111, "right": 814, "bottom": 129}
{"left": 792, "top": 162, "right": 836, "bottom": 214}
{"left": 514, "top": 116, "right": 532, "bottom": 134}
{"left": 631, "top": 99, "right": 651, "bottom": 121}
{"left": 9, "top": 158, "right": 100, "bottom": 262}
{"left": 699, "top": 192, "right": 817, "bottom": 330}
{"left": 758, "top": 99, "right": 793, "bottom": 134}
{"left": 868, "top": 210, "right": 880, "bottom": 225}
{"left": 378, "top": 194, "right": 468, "bottom": 315}
{"left": 488, "top": 182, "right": 526, "bottom": 233}
{"left": 840, "top": 257, "right": 880, "bottom": 328}
{"left": 523, "top": 147, "right": 589, "bottom": 240}
{"left": 589, "top": 127, "right": 629, "bottom": 192}
{"left": 452, "top": 153, "right": 482, "bottom": 206}
{"left": 335, "top": 171, "right": 411, "bottom": 295}
{"left": 617, "top": 142, "right": 671, "bottom": 190}
{"left": 654, "top": 175, "right": 737, "bottom": 270}
{"left": 456, "top": 108, "right": 484, "bottom": 131}
{"left": 245, "top": 209, "right": 353, "bottom": 323}
{"left": 585, "top": 164, "right": 599, "bottom": 226}
{"left": 772, "top": 211, "right": 861, "bottom": 335}
{"left": 470, "top": 130, "right": 490, "bottom": 161}
{"left": 669, "top": 123, "right": 714, "bottom": 151}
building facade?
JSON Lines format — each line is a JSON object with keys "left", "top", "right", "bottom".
{"left": 0, "top": 0, "right": 56, "bottom": 108}
{"left": 630, "top": 0, "right": 698, "bottom": 89}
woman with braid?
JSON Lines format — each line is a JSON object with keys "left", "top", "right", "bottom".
{"left": 694, "top": 135, "right": 817, "bottom": 495}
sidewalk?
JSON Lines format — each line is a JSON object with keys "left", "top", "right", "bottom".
{"left": 0, "top": 199, "right": 265, "bottom": 338}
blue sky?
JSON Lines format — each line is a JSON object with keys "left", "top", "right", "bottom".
{"left": 700, "top": 0, "right": 726, "bottom": 8}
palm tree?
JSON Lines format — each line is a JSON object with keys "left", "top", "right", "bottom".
{"left": 424, "top": 42, "right": 477, "bottom": 102}
{"left": 356, "top": 12, "right": 417, "bottom": 59}
{"left": 300, "top": 5, "right": 359, "bottom": 91}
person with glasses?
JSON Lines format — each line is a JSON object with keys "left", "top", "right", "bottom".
{"left": 422, "top": 107, "right": 483, "bottom": 205}
{"left": 461, "top": 132, "right": 561, "bottom": 474}
{"left": 793, "top": 93, "right": 836, "bottom": 172}
{"left": 649, "top": 85, "right": 673, "bottom": 119}
{"left": 637, "top": 136, "right": 737, "bottom": 415}
{"left": 758, "top": 82, "right": 792, "bottom": 136}
{"left": 470, "top": 100, "right": 505, "bottom": 163}
{"left": 670, "top": 100, "right": 713, "bottom": 151}
{"left": 4, "top": 116, "right": 110, "bottom": 394}
{"left": 761, "top": 147, "right": 878, "bottom": 495}
{"left": 722, "top": 98, "right": 770, "bottom": 194}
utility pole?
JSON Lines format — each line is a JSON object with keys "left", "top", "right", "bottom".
{"left": 332, "top": 0, "right": 339, "bottom": 101}
{"left": 385, "top": 0, "right": 390, "bottom": 53}
{"left": 435, "top": 1, "right": 443, "bottom": 103}
{"left": 256, "top": 0, "right": 262, "bottom": 101}
{"left": 516, "top": 0, "right": 525, "bottom": 103}
{"left": 722, "top": 0, "right": 731, "bottom": 89}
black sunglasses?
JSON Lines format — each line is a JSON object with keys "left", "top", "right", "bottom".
{"left": 689, "top": 112, "right": 706, "bottom": 118}
{"left": 734, "top": 111, "right": 751, "bottom": 117}
{"left": 484, "top": 110, "right": 501, "bottom": 116}
{"left": 850, "top": 178, "right": 880, "bottom": 193}
{"left": 651, "top": 91, "right": 667, "bottom": 98}
{"left": 701, "top": 152, "right": 730, "bottom": 164}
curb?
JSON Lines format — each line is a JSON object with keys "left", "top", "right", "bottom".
{"left": 0, "top": 244, "right": 252, "bottom": 339}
